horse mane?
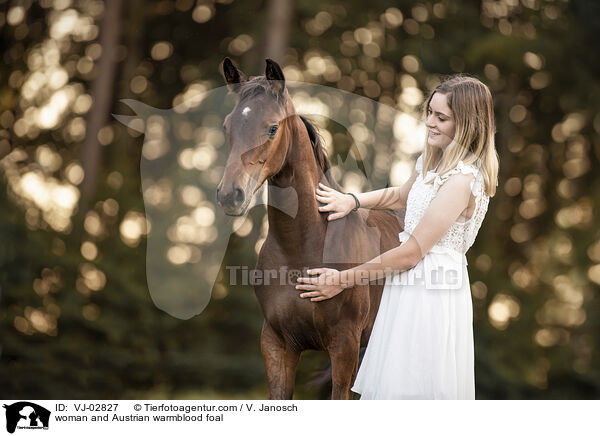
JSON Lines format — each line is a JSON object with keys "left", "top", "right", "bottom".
{"left": 298, "top": 115, "right": 340, "bottom": 190}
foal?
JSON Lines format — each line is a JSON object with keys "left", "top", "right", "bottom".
{"left": 216, "top": 58, "right": 402, "bottom": 399}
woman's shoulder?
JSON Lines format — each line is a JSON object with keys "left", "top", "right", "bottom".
{"left": 435, "top": 156, "right": 484, "bottom": 197}
{"left": 455, "top": 159, "right": 480, "bottom": 177}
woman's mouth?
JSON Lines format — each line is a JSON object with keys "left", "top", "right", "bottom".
{"left": 429, "top": 131, "right": 441, "bottom": 137}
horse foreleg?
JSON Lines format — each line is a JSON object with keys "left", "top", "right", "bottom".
{"left": 260, "top": 321, "right": 300, "bottom": 400}
{"left": 328, "top": 332, "right": 361, "bottom": 400}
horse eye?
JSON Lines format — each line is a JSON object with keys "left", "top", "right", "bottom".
{"left": 268, "top": 124, "right": 279, "bottom": 136}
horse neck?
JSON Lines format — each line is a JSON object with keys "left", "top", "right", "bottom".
{"left": 266, "top": 115, "right": 327, "bottom": 252}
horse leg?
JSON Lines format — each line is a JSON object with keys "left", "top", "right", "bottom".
{"left": 328, "top": 332, "right": 361, "bottom": 400}
{"left": 260, "top": 321, "right": 300, "bottom": 400}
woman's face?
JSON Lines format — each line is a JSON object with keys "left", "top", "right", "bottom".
{"left": 426, "top": 92, "right": 456, "bottom": 150}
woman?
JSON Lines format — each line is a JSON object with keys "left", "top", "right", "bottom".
{"left": 295, "top": 75, "right": 499, "bottom": 399}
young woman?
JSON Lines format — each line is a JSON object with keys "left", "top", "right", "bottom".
{"left": 295, "top": 75, "right": 499, "bottom": 399}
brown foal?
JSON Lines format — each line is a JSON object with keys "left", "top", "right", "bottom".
{"left": 216, "top": 58, "right": 403, "bottom": 399}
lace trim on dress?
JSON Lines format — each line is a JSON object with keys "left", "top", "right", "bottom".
{"left": 421, "top": 158, "right": 481, "bottom": 197}
{"left": 405, "top": 153, "right": 490, "bottom": 255}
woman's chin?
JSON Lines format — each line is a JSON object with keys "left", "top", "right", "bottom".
{"left": 428, "top": 138, "right": 449, "bottom": 149}
{"left": 427, "top": 138, "right": 440, "bottom": 148}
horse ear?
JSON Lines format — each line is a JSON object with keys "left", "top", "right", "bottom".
{"left": 222, "top": 57, "right": 248, "bottom": 93}
{"left": 265, "top": 58, "right": 285, "bottom": 97}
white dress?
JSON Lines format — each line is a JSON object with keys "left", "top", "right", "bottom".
{"left": 351, "top": 153, "right": 490, "bottom": 400}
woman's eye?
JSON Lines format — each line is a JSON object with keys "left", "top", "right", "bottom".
{"left": 268, "top": 125, "right": 279, "bottom": 136}
{"left": 438, "top": 117, "right": 444, "bottom": 122}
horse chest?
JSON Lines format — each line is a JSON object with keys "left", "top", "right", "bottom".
{"left": 254, "top": 284, "right": 336, "bottom": 347}
{"left": 255, "top": 284, "right": 313, "bottom": 322}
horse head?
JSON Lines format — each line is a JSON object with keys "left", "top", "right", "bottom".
{"left": 217, "top": 57, "right": 296, "bottom": 216}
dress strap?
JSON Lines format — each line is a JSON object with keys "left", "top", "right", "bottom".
{"left": 424, "top": 160, "right": 481, "bottom": 197}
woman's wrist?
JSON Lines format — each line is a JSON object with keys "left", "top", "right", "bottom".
{"left": 345, "top": 192, "right": 360, "bottom": 212}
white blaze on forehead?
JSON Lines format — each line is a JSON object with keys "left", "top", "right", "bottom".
{"left": 241, "top": 106, "right": 251, "bottom": 116}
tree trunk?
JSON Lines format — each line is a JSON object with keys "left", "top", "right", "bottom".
{"left": 80, "top": 0, "right": 123, "bottom": 205}
{"left": 263, "top": 0, "right": 293, "bottom": 63}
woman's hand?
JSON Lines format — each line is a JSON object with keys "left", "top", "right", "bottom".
{"left": 316, "top": 183, "right": 356, "bottom": 221}
{"left": 295, "top": 268, "right": 350, "bottom": 301}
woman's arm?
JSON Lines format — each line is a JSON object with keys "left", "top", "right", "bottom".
{"left": 316, "top": 169, "right": 418, "bottom": 220}
{"left": 355, "top": 169, "right": 418, "bottom": 210}
{"left": 345, "top": 172, "right": 475, "bottom": 284}
{"left": 296, "top": 172, "right": 475, "bottom": 300}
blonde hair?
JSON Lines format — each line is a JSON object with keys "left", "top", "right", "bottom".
{"left": 421, "top": 75, "right": 499, "bottom": 197}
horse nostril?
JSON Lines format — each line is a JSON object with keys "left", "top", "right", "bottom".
{"left": 233, "top": 186, "right": 245, "bottom": 206}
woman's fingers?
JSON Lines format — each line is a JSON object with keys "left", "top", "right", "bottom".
{"left": 297, "top": 276, "right": 318, "bottom": 283}
{"left": 310, "top": 296, "right": 329, "bottom": 302}
{"left": 318, "top": 183, "right": 334, "bottom": 192}
{"left": 318, "top": 204, "right": 332, "bottom": 212}
{"left": 298, "top": 289, "right": 330, "bottom": 301}
{"left": 316, "top": 189, "right": 336, "bottom": 199}
{"left": 316, "top": 193, "right": 332, "bottom": 201}
{"left": 315, "top": 194, "right": 330, "bottom": 203}
{"left": 327, "top": 212, "right": 346, "bottom": 221}
{"left": 299, "top": 291, "right": 321, "bottom": 299}
{"left": 295, "top": 284, "right": 316, "bottom": 290}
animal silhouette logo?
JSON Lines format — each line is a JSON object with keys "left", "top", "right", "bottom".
{"left": 3, "top": 402, "right": 50, "bottom": 433}
{"left": 113, "top": 81, "right": 421, "bottom": 319}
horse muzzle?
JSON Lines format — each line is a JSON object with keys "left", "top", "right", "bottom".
{"left": 216, "top": 182, "right": 248, "bottom": 215}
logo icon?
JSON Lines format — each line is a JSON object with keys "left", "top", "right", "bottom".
{"left": 3, "top": 402, "right": 50, "bottom": 434}
{"left": 113, "top": 81, "right": 420, "bottom": 320}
